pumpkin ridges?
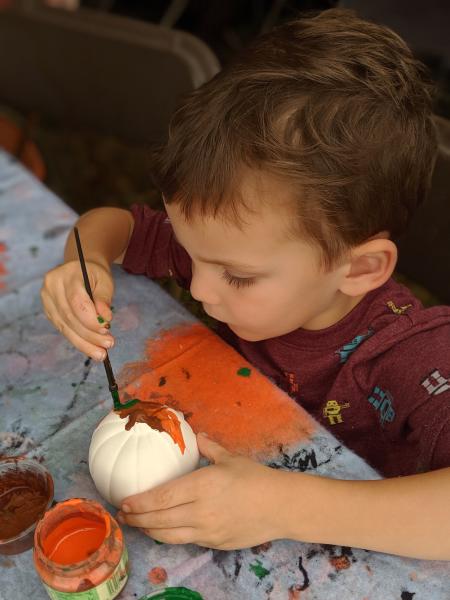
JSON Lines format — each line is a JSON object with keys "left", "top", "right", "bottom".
{"left": 109, "top": 433, "right": 140, "bottom": 508}
{"left": 89, "top": 410, "right": 199, "bottom": 507}
{"left": 89, "top": 431, "right": 120, "bottom": 474}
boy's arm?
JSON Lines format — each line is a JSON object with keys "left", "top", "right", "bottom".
{"left": 41, "top": 207, "right": 134, "bottom": 359}
{"left": 64, "top": 207, "right": 135, "bottom": 268}
{"left": 281, "top": 466, "right": 450, "bottom": 560}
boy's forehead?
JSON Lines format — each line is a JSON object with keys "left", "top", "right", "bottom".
{"left": 167, "top": 170, "right": 298, "bottom": 236}
{"left": 166, "top": 194, "right": 293, "bottom": 245}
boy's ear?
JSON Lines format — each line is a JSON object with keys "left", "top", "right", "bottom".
{"left": 339, "top": 237, "right": 398, "bottom": 297}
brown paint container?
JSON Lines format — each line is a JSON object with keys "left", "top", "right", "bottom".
{"left": 0, "top": 457, "right": 54, "bottom": 555}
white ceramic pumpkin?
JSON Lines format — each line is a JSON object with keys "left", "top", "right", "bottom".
{"left": 89, "top": 407, "right": 199, "bottom": 508}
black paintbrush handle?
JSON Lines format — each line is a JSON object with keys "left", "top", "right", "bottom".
{"left": 73, "top": 226, "right": 117, "bottom": 389}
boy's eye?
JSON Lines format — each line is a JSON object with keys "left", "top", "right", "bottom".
{"left": 222, "top": 270, "right": 256, "bottom": 289}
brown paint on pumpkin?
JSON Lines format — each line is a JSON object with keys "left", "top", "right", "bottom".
{"left": 117, "top": 401, "right": 186, "bottom": 454}
{"left": 148, "top": 566, "right": 168, "bottom": 584}
{"left": 119, "top": 323, "right": 315, "bottom": 459}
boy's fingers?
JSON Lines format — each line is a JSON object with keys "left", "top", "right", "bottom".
{"left": 196, "top": 433, "right": 230, "bottom": 463}
{"left": 122, "top": 474, "right": 197, "bottom": 514}
{"left": 68, "top": 287, "right": 104, "bottom": 331}
{"left": 57, "top": 292, "right": 115, "bottom": 353}
{"left": 45, "top": 296, "right": 108, "bottom": 360}
{"left": 118, "top": 503, "right": 195, "bottom": 530}
{"left": 94, "top": 299, "right": 113, "bottom": 324}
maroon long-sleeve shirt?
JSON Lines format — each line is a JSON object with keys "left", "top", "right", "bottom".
{"left": 122, "top": 205, "right": 450, "bottom": 477}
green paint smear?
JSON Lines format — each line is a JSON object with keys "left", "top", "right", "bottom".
{"left": 249, "top": 559, "right": 270, "bottom": 580}
{"left": 237, "top": 367, "right": 251, "bottom": 377}
{"left": 139, "top": 588, "right": 203, "bottom": 600}
{"left": 97, "top": 315, "right": 105, "bottom": 324}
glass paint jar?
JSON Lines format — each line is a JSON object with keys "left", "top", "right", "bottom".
{"left": 34, "top": 498, "right": 129, "bottom": 600}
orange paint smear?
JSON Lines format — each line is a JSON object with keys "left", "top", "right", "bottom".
{"left": 42, "top": 514, "right": 106, "bottom": 565}
{"left": 330, "top": 555, "right": 351, "bottom": 570}
{"left": 148, "top": 566, "right": 168, "bottom": 584}
{"left": 119, "top": 323, "right": 315, "bottom": 459}
{"left": 0, "top": 242, "right": 8, "bottom": 290}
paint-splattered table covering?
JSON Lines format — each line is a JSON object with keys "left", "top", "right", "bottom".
{"left": 0, "top": 149, "right": 448, "bottom": 599}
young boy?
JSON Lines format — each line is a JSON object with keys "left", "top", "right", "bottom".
{"left": 41, "top": 9, "right": 450, "bottom": 560}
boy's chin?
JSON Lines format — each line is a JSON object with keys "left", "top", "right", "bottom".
{"left": 227, "top": 323, "right": 269, "bottom": 342}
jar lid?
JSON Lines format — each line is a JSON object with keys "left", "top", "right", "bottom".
{"left": 139, "top": 587, "right": 203, "bottom": 599}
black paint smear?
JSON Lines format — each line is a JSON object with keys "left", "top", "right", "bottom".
{"left": 158, "top": 376, "right": 167, "bottom": 387}
{"left": 306, "top": 549, "right": 319, "bottom": 560}
{"left": 212, "top": 550, "right": 243, "bottom": 582}
{"left": 182, "top": 368, "right": 191, "bottom": 379}
{"left": 43, "top": 224, "right": 71, "bottom": 239}
{"left": 84, "top": 358, "right": 91, "bottom": 367}
{"left": 401, "top": 592, "right": 415, "bottom": 600}
{"left": 234, "top": 552, "right": 242, "bottom": 578}
{"left": 328, "top": 572, "right": 337, "bottom": 581}
{"left": 295, "top": 556, "right": 310, "bottom": 591}
{"left": 269, "top": 448, "right": 318, "bottom": 472}
{"left": 341, "top": 545, "right": 357, "bottom": 563}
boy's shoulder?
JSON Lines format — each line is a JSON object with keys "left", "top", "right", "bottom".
{"left": 353, "top": 277, "right": 450, "bottom": 360}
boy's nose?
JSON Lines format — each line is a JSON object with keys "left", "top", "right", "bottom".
{"left": 190, "top": 267, "right": 220, "bottom": 305}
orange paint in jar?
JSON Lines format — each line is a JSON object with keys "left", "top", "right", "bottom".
{"left": 34, "top": 498, "right": 129, "bottom": 599}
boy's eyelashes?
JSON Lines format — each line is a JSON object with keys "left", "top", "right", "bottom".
{"left": 222, "top": 270, "right": 256, "bottom": 288}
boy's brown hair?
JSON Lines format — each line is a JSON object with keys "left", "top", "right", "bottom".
{"left": 152, "top": 8, "right": 437, "bottom": 268}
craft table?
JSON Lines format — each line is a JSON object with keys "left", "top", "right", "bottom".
{"left": 0, "top": 149, "right": 448, "bottom": 599}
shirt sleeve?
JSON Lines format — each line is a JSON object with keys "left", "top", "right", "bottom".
{"left": 121, "top": 204, "right": 192, "bottom": 288}
{"left": 351, "top": 311, "right": 450, "bottom": 474}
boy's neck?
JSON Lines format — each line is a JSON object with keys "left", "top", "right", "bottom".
{"left": 303, "top": 291, "right": 367, "bottom": 331}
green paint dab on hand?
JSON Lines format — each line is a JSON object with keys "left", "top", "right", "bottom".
{"left": 237, "top": 367, "right": 251, "bottom": 377}
{"left": 97, "top": 315, "right": 105, "bottom": 324}
{"left": 249, "top": 559, "right": 270, "bottom": 580}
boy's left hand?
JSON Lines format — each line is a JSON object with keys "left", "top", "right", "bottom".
{"left": 117, "top": 432, "right": 285, "bottom": 550}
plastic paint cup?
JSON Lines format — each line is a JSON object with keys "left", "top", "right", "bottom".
{"left": 0, "top": 457, "right": 54, "bottom": 555}
{"left": 34, "top": 498, "right": 129, "bottom": 599}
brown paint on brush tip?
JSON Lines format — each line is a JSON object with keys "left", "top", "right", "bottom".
{"left": 119, "top": 323, "right": 315, "bottom": 459}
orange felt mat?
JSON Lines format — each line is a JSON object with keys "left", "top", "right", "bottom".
{"left": 119, "top": 323, "right": 316, "bottom": 459}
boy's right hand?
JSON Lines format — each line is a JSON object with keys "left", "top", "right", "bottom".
{"left": 41, "top": 260, "right": 115, "bottom": 361}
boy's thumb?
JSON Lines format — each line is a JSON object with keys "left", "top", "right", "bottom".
{"left": 196, "top": 432, "right": 230, "bottom": 463}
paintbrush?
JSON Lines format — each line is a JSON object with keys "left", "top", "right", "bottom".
{"left": 73, "top": 226, "right": 138, "bottom": 411}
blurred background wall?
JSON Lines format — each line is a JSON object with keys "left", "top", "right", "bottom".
{"left": 0, "top": 0, "right": 449, "bottom": 307}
